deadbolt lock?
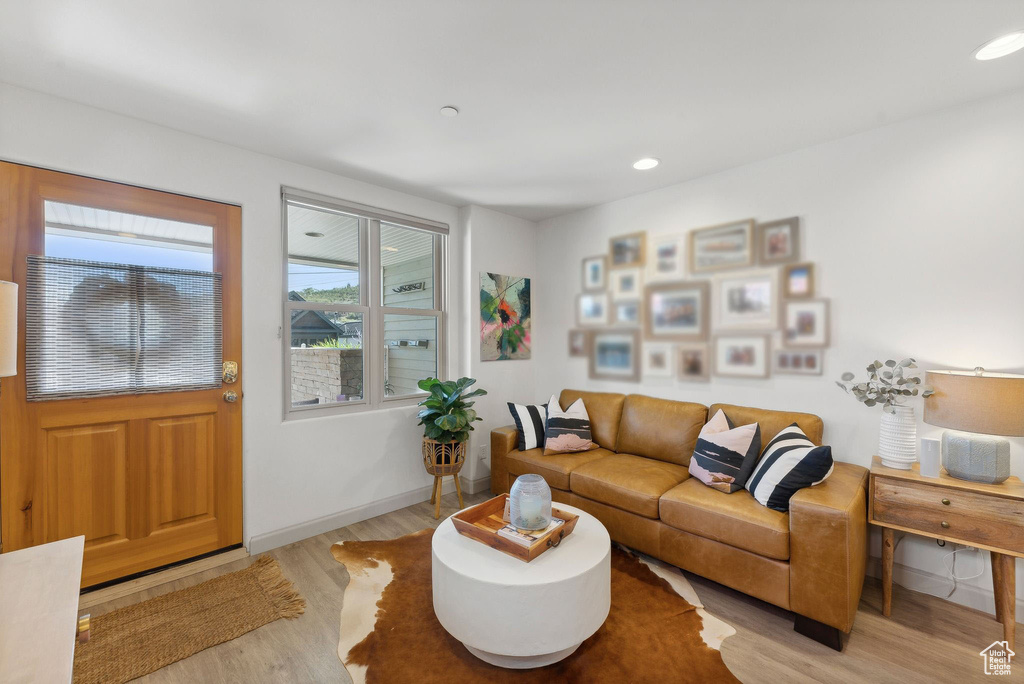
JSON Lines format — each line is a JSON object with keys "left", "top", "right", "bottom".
{"left": 223, "top": 361, "right": 238, "bottom": 384}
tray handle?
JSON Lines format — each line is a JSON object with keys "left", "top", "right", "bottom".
{"left": 546, "top": 529, "right": 565, "bottom": 549}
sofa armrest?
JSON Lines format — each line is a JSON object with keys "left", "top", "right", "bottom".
{"left": 788, "top": 462, "right": 869, "bottom": 633}
{"left": 490, "top": 426, "right": 518, "bottom": 495}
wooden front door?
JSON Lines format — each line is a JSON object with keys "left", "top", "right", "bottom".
{"left": 0, "top": 162, "right": 242, "bottom": 587}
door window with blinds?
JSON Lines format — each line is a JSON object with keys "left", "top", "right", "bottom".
{"left": 25, "top": 201, "right": 221, "bottom": 400}
{"left": 283, "top": 189, "right": 446, "bottom": 416}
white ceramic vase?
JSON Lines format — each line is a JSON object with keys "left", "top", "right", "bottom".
{"left": 878, "top": 405, "right": 917, "bottom": 469}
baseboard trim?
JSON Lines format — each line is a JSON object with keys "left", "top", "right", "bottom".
{"left": 463, "top": 475, "right": 491, "bottom": 496}
{"left": 247, "top": 475, "right": 482, "bottom": 555}
{"left": 867, "top": 555, "right": 1024, "bottom": 622}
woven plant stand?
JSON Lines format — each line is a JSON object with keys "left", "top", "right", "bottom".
{"left": 423, "top": 439, "right": 466, "bottom": 519}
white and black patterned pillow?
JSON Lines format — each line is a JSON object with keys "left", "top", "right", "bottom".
{"left": 689, "top": 409, "right": 761, "bottom": 493}
{"left": 746, "top": 423, "right": 834, "bottom": 512}
{"left": 507, "top": 401, "right": 548, "bottom": 451}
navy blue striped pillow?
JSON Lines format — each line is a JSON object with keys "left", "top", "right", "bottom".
{"left": 746, "top": 423, "right": 834, "bottom": 512}
{"left": 507, "top": 401, "right": 548, "bottom": 451}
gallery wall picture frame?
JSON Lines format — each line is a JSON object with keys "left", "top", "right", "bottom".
{"left": 756, "top": 217, "right": 801, "bottom": 265}
{"left": 712, "top": 333, "right": 771, "bottom": 379}
{"left": 590, "top": 329, "right": 641, "bottom": 382}
{"left": 677, "top": 343, "right": 711, "bottom": 382}
{"left": 784, "top": 298, "right": 830, "bottom": 347}
{"left": 711, "top": 269, "right": 779, "bottom": 331}
{"left": 581, "top": 255, "right": 608, "bottom": 292}
{"left": 689, "top": 219, "right": 755, "bottom": 274}
{"left": 644, "top": 280, "right": 710, "bottom": 342}
{"left": 577, "top": 292, "right": 610, "bottom": 327}
{"left": 568, "top": 329, "right": 591, "bottom": 358}
{"left": 609, "top": 232, "right": 646, "bottom": 269}
{"left": 773, "top": 348, "right": 824, "bottom": 376}
{"left": 641, "top": 342, "right": 675, "bottom": 378}
{"left": 612, "top": 300, "right": 642, "bottom": 328}
{"left": 782, "top": 262, "right": 815, "bottom": 299}
{"left": 610, "top": 267, "right": 643, "bottom": 302}
{"left": 646, "top": 233, "right": 687, "bottom": 282}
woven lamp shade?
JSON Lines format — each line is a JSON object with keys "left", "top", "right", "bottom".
{"left": 0, "top": 281, "right": 17, "bottom": 378}
{"left": 924, "top": 370, "right": 1024, "bottom": 437}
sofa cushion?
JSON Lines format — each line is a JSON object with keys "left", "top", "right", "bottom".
{"left": 543, "top": 394, "right": 599, "bottom": 454}
{"left": 660, "top": 478, "right": 790, "bottom": 560}
{"left": 570, "top": 453, "right": 689, "bottom": 518}
{"left": 688, "top": 408, "right": 761, "bottom": 493}
{"left": 559, "top": 390, "right": 625, "bottom": 451}
{"left": 615, "top": 394, "right": 707, "bottom": 466}
{"left": 709, "top": 403, "right": 823, "bottom": 445}
{"left": 506, "top": 447, "right": 612, "bottom": 491}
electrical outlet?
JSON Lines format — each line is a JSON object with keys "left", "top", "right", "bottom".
{"left": 478, "top": 445, "right": 488, "bottom": 461}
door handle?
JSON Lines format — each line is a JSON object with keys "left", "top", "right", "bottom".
{"left": 223, "top": 390, "right": 238, "bottom": 403}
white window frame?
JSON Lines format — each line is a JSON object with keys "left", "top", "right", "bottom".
{"left": 282, "top": 187, "right": 448, "bottom": 419}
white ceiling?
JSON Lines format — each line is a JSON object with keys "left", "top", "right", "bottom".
{"left": 2, "top": 1, "right": 1023, "bottom": 221}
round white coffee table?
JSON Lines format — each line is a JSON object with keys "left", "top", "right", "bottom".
{"left": 431, "top": 503, "right": 610, "bottom": 669}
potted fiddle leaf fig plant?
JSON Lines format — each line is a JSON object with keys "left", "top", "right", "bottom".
{"left": 417, "top": 376, "right": 487, "bottom": 465}
{"left": 835, "top": 358, "right": 934, "bottom": 469}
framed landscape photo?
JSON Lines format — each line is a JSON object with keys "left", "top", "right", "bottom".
{"left": 568, "top": 329, "right": 590, "bottom": 358}
{"left": 783, "top": 262, "right": 815, "bottom": 298}
{"left": 610, "top": 267, "right": 642, "bottom": 301}
{"left": 613, "top": 300, "right": 642, "bottom": 327}
{"left": 756, "top": 217, "right": 800, "bottom": 265}
{"left": 647, "top": 234, "right": 686, "bottom": 282}
{"left": 642, "top": 343, "right": 675, "bottom": 378}
{"left": 577, "top": 292, "right": 610, "bottom": 327}
{"left": 713, "top": 334, "right": 770, "bottom": 379}
{"left": 581, "top": 255, "right": 607, "bottom": 292}
{"left": 644, "top": 280, "right": 709, "bottom": 342}
{"left": 609, "top": 232, "right": 646, "bottom": 269}
{"left": 590, "top": 330, "right": 641, "bottom": 382}
{"left": 712, "top": 269, "right": 778, "bottom": 331}
{"left": 784, "top": 298, "right": 830, "bottom": 347}
{"left": 774, "top": 349, "right": 823, "bottom": 376}
{"left": 689, "top": 219, "right": 755, "bottom": 274}
{"left": 678, "top": 343, "right": 711, "bottom": 382}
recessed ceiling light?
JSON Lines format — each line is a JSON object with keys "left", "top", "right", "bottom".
{"left": 304, "top": 231, "right": 324, "bottom": 238}
{"left": 974, "top": 31, "right": 1024, "bottom": 60}
{"left": 439, "top": 106, "right": 459, "bottom": 117}
{"left": 633, "top": 158, "right": 660, "bottom": 170}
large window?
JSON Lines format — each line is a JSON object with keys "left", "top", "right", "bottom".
{"left": 282, "top": 189, "right": 446, "bottom": 416}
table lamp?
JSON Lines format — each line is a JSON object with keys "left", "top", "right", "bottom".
{"left": 0, "top": 280, "right": 17, "bottom": 379}
{"left": 923, "top": 368, "right": 1024, "bottom": 483}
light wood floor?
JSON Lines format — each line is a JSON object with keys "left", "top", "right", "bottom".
{"left": 83, "top": 490, "right": 1018, "bottom": 683}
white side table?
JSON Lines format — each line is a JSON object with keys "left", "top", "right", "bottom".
{"left": 431, "top": 504, "right": 611, "bottom": 669}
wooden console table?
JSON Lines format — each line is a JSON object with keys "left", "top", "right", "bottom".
{"left": 869, "top": 457, "right": 1024, "bottom": 645}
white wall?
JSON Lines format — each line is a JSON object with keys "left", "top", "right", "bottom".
{"left": 534, "top": 88, "right": 1024, "bottom": 617}
{"left": 459, "top": 205, "right": 540, "bottom": 484}
{"left": 0, "top": 82, "right": 468, "bottom": 552}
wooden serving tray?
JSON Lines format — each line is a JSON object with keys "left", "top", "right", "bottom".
{"left": 451, "top": 493, "right": 580, "bottom": 562}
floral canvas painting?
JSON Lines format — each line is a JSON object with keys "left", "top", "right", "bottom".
{"left": 480, "top": 272, "right": 531, "bottom": 361}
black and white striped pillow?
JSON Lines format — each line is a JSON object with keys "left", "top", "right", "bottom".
{"left": 507, "top": 401, "right": 548, "bottom": 451}
{"left": 745, "top": 423, "right": 834, "bottom": 512}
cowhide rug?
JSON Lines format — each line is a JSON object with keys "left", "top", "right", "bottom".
{"left": 331, "top": 529, "right": 737, "bottom": 683}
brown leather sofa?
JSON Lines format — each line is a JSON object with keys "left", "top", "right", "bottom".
{"left": 491, "top": 389, "right": 869, "bottom": 649}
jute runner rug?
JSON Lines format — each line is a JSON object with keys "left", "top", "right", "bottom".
{"left": 73, "top": 555, "right": 305, "bottom": 684}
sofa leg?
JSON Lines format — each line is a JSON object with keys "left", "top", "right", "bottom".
{"left": 793, "top": 614, "right": 844, "bottom": 651}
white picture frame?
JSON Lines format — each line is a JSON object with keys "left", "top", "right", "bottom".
{"left": 773, "top": 349, "right": 823, "bottom": 376}
{"left": 713, "top": 334, "right": 771, "bottom": 379}
{"left": 613, "top": 300, "right": 642, "bottom": 328}
{"left": 784, "top": 298, "right": 830, "bottom": 347}
{"left": 642, "top": 343, "right": 675, "bottom": 377}
{"left": 712, "top": 269, "right": 779, "bottom": 331}
{"left": 610, "top": 267, "right": 643, "bottom": 302}
{"left": 577, "top": 292, "right": 610, "bottom": 327}
{"left": 646, "top": 234, "right": 686, "bottom": 282}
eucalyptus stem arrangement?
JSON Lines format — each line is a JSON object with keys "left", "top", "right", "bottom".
{"left": 835, "top": 358, "right": 934, "bottom": 414}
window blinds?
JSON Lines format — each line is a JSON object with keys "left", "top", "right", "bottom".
{"left": 25, "top": 256, "right": 222, "bottom": 401}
